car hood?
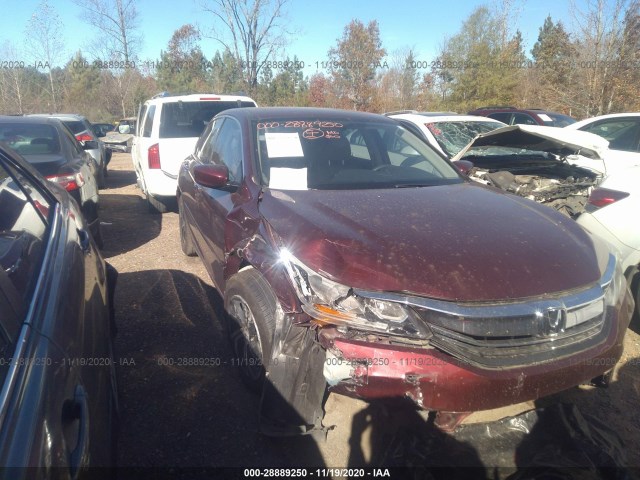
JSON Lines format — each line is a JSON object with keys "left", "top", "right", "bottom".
{"left": 451, "top": 125, "right": 610, "bottom": 162}
{"left": 260, "top": 183, "right": 607, "bottom": 302}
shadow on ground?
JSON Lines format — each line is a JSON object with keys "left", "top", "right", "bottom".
{"left": 114, "top": 269, "right": 326, "bottom": 476}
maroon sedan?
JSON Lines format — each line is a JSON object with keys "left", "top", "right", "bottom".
{"left": 177, "top": 107, "right": 633, "bottom": 434}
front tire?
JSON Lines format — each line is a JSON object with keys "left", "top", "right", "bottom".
{"left": 224, "top": 268, "right": 277, "bottom": 392}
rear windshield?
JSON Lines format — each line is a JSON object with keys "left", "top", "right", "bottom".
{"left": 255, "top": 119, "right": 462, "bottom": 190}
{"left": 159, "top": 101, "right": 256, "bottom": 139}
{"left": 0, "top": 123, "right": 61, "bottom": 155}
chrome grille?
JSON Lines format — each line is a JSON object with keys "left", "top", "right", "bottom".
{"left": 354, "top": 255, "right": 616, "bottom": 369}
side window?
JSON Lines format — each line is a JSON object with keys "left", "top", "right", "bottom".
{"left": 60, "top": 124, "right": 83, "bottom": 156}
{"left": 136, "top": 104, "right": 147, "bottom": 136}
{"left": 487, "top": 112, "right": 512, "bottom": 124}
{"left": 0, "top": 160, "right": 51, "bottom": 311}
{"left": 211, "top": 119, "right": 243, "bottom": 183}
{"left": 198, "top": 119, "right": 223, "bottom": 163}
{"left": 348, "top": 131, "right": 371, "bottom": 160}
{"left": 511, "top": 113, "right": 537, "bottom": 125}
{"left": 582, "top": 119, "right": 640, "bottom": 153}
{"left": 142, "top": 105, "right": 156, "bottom": 137}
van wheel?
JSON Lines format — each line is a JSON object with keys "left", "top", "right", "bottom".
{"left": 178, "top": 196, "right": 196, "bottom": 256}
{"left": 224, "top": 268, "right": 276, "bottom": 393}
{"left": 146, "top": 194, "right": 167, "bottom": 214}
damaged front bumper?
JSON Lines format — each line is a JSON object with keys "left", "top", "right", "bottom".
{"left": 318, "top": 298, "right": 629, "bottom": 414}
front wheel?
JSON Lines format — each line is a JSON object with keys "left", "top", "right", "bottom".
{"left": 224, "top": 268, "right": 277, "bottom": 392}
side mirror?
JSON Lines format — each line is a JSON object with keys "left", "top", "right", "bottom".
{"left": 118, "top": 125, "right": 131, "bottom": 134}
{"left": 453, "top": 159, "right": 474, "bottom": 175}
{"left": 193, "top": 164, "right": 231, "bottom": 189}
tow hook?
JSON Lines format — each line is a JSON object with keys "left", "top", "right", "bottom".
{"left": 590, "top": 369, "right": 613, "bottom": 388}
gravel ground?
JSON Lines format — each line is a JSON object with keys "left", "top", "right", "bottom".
{"left": 101, "top": 152, "right": 640, "bottom": 475}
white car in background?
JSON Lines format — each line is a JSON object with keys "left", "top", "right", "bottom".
{"left": 577, "top": 166, "right": 640, "bottom": 317}
{"left": 132, "top": 92, "right": 257, "bottom": 212}
{"left": 566, "top": 113, "right": 640, "bottom": 173}
{"left": 386, "top": 111, "right": 506, "bottom": 158}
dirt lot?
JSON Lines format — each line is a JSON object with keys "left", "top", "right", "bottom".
{"left": 101, "top": 152, "right": 640, "bottom": 475}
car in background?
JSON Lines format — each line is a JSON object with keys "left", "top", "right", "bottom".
{"left": 0, "top": 116, "right": 103, "bottom": 247}
{"left": 577, "top": 166, "right": 640, "bottom": 318}
{"left": 102, "top": 117, "right": 137, "bottom": 154}
{"left": 386, "top": 111, "right": 506, "bottom": 158}
{"left": 565, "top": 113, "right": 640, "bottom": 171}
{"left": 452, "top": 124, "right": 612, "bottom": 218}
{"left": 92, "top": 122, "right": 115, "bottom": 137}
{"left": 0, "top": 143, "right": 117, "bottom": 473}
{"left": 90, "top": 122, "right": 114, "bottom": 169}
{"left": 468, "top": 106, "right": 577, "bottom": 127}
{"left": 31, "top": 114, "right": 109, "bottom": 188}
{"left": 133, "top": 93, "right": 257, "bottom": 213}
{"left": 178, "top": 107, "right": 632, "bottom": 434}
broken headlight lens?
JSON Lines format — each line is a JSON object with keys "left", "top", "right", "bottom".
{"left": 280, "top": 250, "right": 431, "bottom": 339}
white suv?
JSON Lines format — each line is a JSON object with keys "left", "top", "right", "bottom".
{"left": 132, "top": 93, "right": 257, "bottom": 212}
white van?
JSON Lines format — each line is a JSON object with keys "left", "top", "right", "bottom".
{"left": 132, "top": 93, "right": 257, "bottom": 212}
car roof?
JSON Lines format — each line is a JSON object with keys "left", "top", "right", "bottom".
{"left": 28, "top": 113, "right": 87, "bottom": 120}
{"left": 222, "top": 106, "right": 396, "bottom": 124}
{"left": 389, "top": 113, "right": 507, "bottom": 124}
{"left": 0, "top": 115, "right": 66, "bottom": 128}
{"left": 567, "top": 112, "right": 640, "bottom": 129}
{"left": 469, "top": 107, "right": 569, "bottom": 116}
{"left": 145, "top": 93, "right": 256, "bottom": 104}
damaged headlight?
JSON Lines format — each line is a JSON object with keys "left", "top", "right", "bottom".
{"left": 280, "top": 250, "right": 431, "bottom": 340}
{"left": 603, "top": 256, "right": 626, "bottom": 309}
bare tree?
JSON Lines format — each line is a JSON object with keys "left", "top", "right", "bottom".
{"left": 25, "top": 0, "right": 65, "bottom": 111}
{"left": 570, "top": 0, "right": 638, "bottom": 116}
{"left": 200, "top": 0, "right": 291, "bottom": 92}
{"left": 0, "top": 42, "right": 27, "bottom": 114}
{"left": 73, "top": 0, "right": 141, "bottom": 63}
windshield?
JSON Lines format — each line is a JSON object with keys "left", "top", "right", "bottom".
{"left": 425, "top": 121, "right": 503, "bottom": 157}
{"left": 255, "top": 119, "right": 463, "bottom": 190}
{"left": 0, "top": 123, "right": 61, "bottom": 155}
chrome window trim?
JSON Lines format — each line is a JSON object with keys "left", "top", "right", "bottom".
{"left": 0, "top": 203, "right": 61, "bottom": 429}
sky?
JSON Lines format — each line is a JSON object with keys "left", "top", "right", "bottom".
{"left": 0, "top": 0, "right": 578, "bottom": 76}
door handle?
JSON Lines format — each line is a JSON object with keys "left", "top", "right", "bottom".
{"left": 77, "top": 229, "right": 91, "bottom": 254}
{"left": 67, "top": 386, "right": 90, "bottom": 480}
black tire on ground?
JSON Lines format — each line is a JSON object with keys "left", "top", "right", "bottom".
{"left": 224, "top": 268, "right": 277, "bottom": 393}
{"left": 93, "top": 222, "right": 104, "bottom": 249}
{"left": 146, "top": 193, "right": 167, "bottom": 213}
{"left": 633, "top": 273, "right": 640, "bottom": 319}
{"left": 97, "top": 166, "right": 106, "bottom": 189}
{"left": 178, "top": 196, "right": 197, "bottom": 256}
